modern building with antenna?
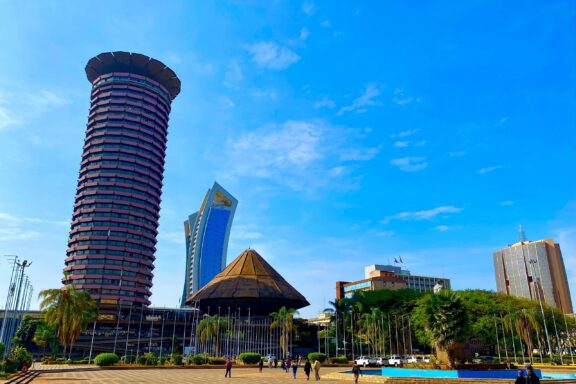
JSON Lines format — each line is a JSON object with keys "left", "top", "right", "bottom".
{"left": 493, "top": 226, "right": 573, "bottom": 314}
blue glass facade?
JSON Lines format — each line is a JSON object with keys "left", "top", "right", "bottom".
{"left": 181, "top": 182, "right": 237, "bottom": 307}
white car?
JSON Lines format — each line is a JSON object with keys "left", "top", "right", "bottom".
{"left": 376, "top": 357, "right": 389, "bottom": 366}
{"left": 405, "top": 356, "right": 418, "bottom": 363}
{"left": 388, "top": 355, "right": 403, "bottom": 366}
{"left": 354, "top": 356, "right": 377, "bottom": 367}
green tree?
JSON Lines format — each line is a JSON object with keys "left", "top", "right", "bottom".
{"left": 421, "top": 291, "right": 468, "bottom": 368}
{"left": 505, "top": 309, "right": 540, "bottom": 362}
{"left": 197, "top": 315, "right": 226, "bottom": 357}
{"left": 33, "top": 323, "right": 58, "bottom": 356}
{"left": 270, "top": 306, "right": 298, "bottom": 358}
{"left": 38, "top": 284, "right": 98, "bottom": 359}
{"left": 12, "top": 315, "right": 38, "bottom": 350}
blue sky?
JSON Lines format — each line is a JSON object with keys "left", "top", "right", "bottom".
{"left": 0, "top": 1, "right": 574, "bottom": 318}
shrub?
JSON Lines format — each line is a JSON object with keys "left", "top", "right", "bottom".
{"left": 308, "top": 352, "right": 327, "bottom": 363}
{"left": 158, "top": 357, "right": 167, "bottom": 366}
{"left": 121, "top": 355, "right": 136, "bottom": 364}
{"left": 209, "top": 357, "right": 227, "bottom": 365}
{"left": 238, "top": 352, "right": 261, "bottom": 364}
{"left": 137, "top": 355, "right": 147, "bottom": 365}
{"left": 72, "top": 359, "right": 89, "bottom": 364}
{"left": 329, "top": 355, "right": 348, "bottom": 364}
{"left": 169, "top": 354, "right": 183, "bottom": 365}
{"left": 190, "top": 353, "right": 209, "bottom": 365}
{"left": 143, "top": 352, "right": 157, "bottom": 366}
{"left": 9, "top": 346, "right": 33, "bottom": 370}
{"left": 94, "top": 353, "right": 119, "bottom": 367}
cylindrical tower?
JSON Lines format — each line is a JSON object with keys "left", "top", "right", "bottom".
{"left": 63, "top": 52, "right": 180, "bottom": 307}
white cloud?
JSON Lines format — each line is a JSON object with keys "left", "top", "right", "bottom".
{"left": 390, "top": 129, "right": 418, "bottom": 138}
{"left": 376, "top": 230, "right": 395, "bottom": 237}
{"left": 221, "top": 120, "right": 371, "bottom": 192}
{"left": 340, "top": 146, "right": 380, "bottom": 161}
{"left": 0, "top": 212, "right": 67, "bottom": 241}
{"left": 24, "top": 90, "right": 70, "bottom": 109}
{"left": 435, "top": 225, "right": 451, "bottom": 232}
{"left": 224, "top": 59, "right": 243, "bottom": 87}
{"left": 246, "top": 42, "right": 300, "bottom": 70}
{"left": 302, "top": 2, "right": 315, "bottom": 16}
{"left": 337, "top": 84, "right": 382, "bottom": 115}
{"left": 500, "top": 200, "right": 514, "bottom": 206}
{"left": 449, "top": 151, "right": 467, "bottom": 157}
{"left": 392, "top": 88, "right": 419, "bottom": 106}
{"left": 313, "top": 96, "right": 335, "bottom": 109}
{"left": 382, "top": 206, "right": 462, "bottom": 224}
{"left": 0, "top": 106, "right": 20, "bottom": 130}
{"left": 390, "top": 157, "right": 428, "bottom": 172}
{"left": 320, "top": 20, "right": 331, "bottom": 28}
{"left": 477, "top": 165, "right": 503, "bottom": 174}
{"left": 300, "top": 27, "right": 310, "bottom": 40}
{"left": 394, "top": 141, "right": 410, "bottom": 148}
{"left": 218, "top": 96, "right": 235, "bottom": 108}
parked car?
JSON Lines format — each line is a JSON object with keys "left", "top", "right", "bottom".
{"left": 415, "top": 355, "right": 430, "bottom": 363}
{"left": 264, "top": 354, "right": 276, "bottom": 361}
{"left": 388, "top": 355, "right": 403, "bottom": 366}
{"left": 405, "top": 356, "right": 418, "bottom": 363}
{"left": 354, "top": 356, "right": 377, "bottom": 367}
{"left": 376, "top": 357, "right": 389, "bottom": 366}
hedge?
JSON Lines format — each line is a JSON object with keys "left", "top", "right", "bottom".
{"left": 238, "top": 352, "right": 261, "bottom": 364}
{"left": 209, "top": 357, "right": 227, "bottom": 365}
{"left": 329, "top": 355, "right": 348, "bottom": 364}
{"left": 189, "top": 353, "right": 209, "bottom": 365}
{"left": 307, "top": 352, "right": 327, "bottom": 363}
{"left": 94, "top": 353, "right": 119, "bottom": 367}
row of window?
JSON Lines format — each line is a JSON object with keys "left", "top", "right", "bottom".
{"left": 93, "top": 84, "right": 170, "bottom": 114}
{"left": 79, "top": 175, "right": 161, "bottom": 195}
{"left": 85, "top": 132, "right": 165, "bottom": 155}
{"left": 70, "top": 220, "right": 156, "bottom": 236}
{"left": 88, "top": 118, "right": 166, "bottom": 142}
{"left": 90, "top": 101, "right": 168, "bottom": 126}
{"left": 67, "top": 248, "right": 154, "bottom": 262}
{"left": 90, "top": 109, "right": 164, "bottom": 131}
{"left": 72, "top": 213, "right": 156, "bottom": 230}
{"left": 69, "top": 239, "right": 154, "bottom": 252}
{"left": 67, "top": 267, "right": 152, "bottom": 278}
{"left": 81, "top": 158, "right": 163, "bottom": 180}
{"left": 68, "top": 278, "right": 150, "bottom": 289}
{"left": 75, "top": 194, "right": 158, "bottom": 212}
{"left": 84, "top": 142, "right": 164, "bottom": 165}
{"left": 80, "top": 169, "right": 162, "bottom": 191}
{"left": 74, "top": 202, "right": 157, "bottom": 219}
{"left": 83, "top": 150, "right": 164, "bottom": 170}
{"left": 77, "top": 185, "right": 159, "bottom": 204}
{"left": 91, "top": 94, "right": 169, "bottom": 117}
{"left": 87, "top": 126, "right": 166, "bottom": 150}
{"left": 343, "top": 281, "right": 371, "bottom": 292}
{"left": 66, "top": 258, "right": 150, "bottom": 269}
{"left": 94, "top": 75, "right": 170, "bottom": 102}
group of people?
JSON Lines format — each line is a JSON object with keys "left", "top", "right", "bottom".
{"left": 262, "top": 356, "right": 321, "bottom": 380}
{"left": 515, "top": 365, "right": 541, "bottom": 384}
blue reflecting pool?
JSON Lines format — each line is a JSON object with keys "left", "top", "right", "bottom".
{"left": 342, "top": 368, "right": 576, "bottom": 381}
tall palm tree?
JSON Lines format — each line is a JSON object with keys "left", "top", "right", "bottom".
{"left": 505, "top": 309, "right": 540, "bottom": 362}
{"left": 197, "top": 315, "right": 226, "bottom": 356}
{"left": 270, "top": 306, "right": 298, "bottom": 358}
{"left": 38, "top": 284, "right": 97, "bottom": 359}
{"left": 422, "top": 291, "right": 468, "bottom": 369}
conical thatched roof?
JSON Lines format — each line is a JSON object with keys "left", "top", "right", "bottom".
{"left": 186, "top": 249, "right": 309, "bottom": 315}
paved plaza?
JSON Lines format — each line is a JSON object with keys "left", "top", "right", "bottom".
{"left": 27, "top": 366, "right": 356, "bottom": 384}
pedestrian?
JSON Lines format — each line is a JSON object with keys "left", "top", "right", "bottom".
{"left": 313, "top": 359, "right": 321, "bottom": 381}
{"left": 292, "top": 360, "right": 299, "bottom": 379}
{"left": 352, "top": 362, "right": 363, "bottom": 384}
{"left": 225, "top": 358, "right": 232, "bottom": 378}
{"left": 274, "top": 357, "right": 278, "bottom": 368}
{"left": 268, "top": 356, "right": 273, "bottom": 369}
{"left": 258, "top": 357, "right": 264, "bottom": 373}
{"left": 304, "top": 358, "right": 312, "bottom": 381}
{"left": 286, "top": 358, "right": 292, "bottom": 373}
{"left": 515, "top": 370, "right": 527, "bottom": 384}
{"left": 526, "top": 365, "right": 540, "bottom": 384}
{"left": 281, "top": 358, "right": 286, "bottom": 371}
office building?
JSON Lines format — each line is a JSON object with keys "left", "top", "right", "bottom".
{"left": 336, "top": 264, "right": 451, "bottom": 300}
{"left": 493, "top": 227, "right": 573, "bottom": 314}
{"left": 181, "top": 182, "right": 237, "bottom": 305}
{"left": 63, "top": 52, "right": 180, "bottom": 307}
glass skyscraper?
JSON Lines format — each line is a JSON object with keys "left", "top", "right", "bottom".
{"left": 63, "top": 52, "right": 180, "bottom": 307}
{"left": 493, "top": 231, "right": 573, "bottom": 314}
{"left": 181, "top": 182, "right": 237, "bottom": 306}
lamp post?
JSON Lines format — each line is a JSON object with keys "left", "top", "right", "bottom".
{"left": 528, "top": 258, "right": 553, "bottom": 360}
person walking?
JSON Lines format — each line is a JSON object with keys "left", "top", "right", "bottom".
{"left": 292, "top": 360, "right": 299, "bottom": 379}
{"left": 304, "top": 358, "right": 312, "bottom": 381}
{"left": 274, "top": 357, "right": 278, "bottom": 368}
{"left": 225, "top": 358, "right": 232, "bottom": 378}
{"left": 281, "top": 358, "right": 286, "bottom": 371}
{"left": 515, "top": 370, "right": 527, "bottom": 384}
{"left": 313, "top": 359, "right": 321, "bottom": 381}
{"left": 526, "top": 365, "right": 540, "bottom": 384}
{"left": 352, "top": 362, "right": 363, "bottom": 384}
{"left": 258, "top": 357, "right": 264, "bottom": 372}
{"left": 286, "top": 358, "right": 292, "bottom": 373}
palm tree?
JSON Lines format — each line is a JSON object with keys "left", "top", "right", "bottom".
{"left": 33, "top": 323, "right": 57, "bottom": 356}
{"left": 422, "top": 291, "right": 468, "bottom": 369}
{"left": 505, "top": 309, "right": 540, "bottom": 362}
{"left": 197, "top": 315, "right": 226, "bottom": 356}
{"left": 38, "top": 284, "right": 97, "bottom": 359}
{"left": 270, "top": 306, "right": 299, "bottom": 358}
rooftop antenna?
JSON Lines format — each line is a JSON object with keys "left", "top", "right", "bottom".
{"left": 518, "top": 225, "right": 526, "bottom": 243}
